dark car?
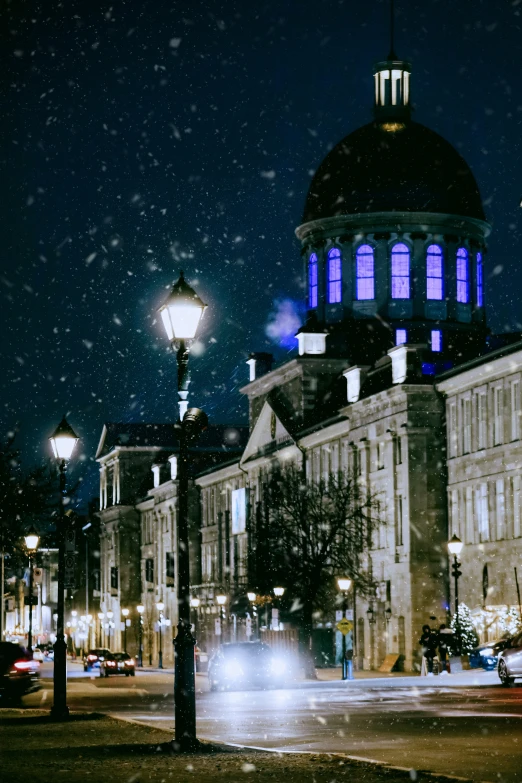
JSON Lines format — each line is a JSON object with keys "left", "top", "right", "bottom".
{"left": 498, "top": 632, "right": 522, "bottom": 686}
{"left": 83, "top": 648, "right": 111, "bottom": 671}
{"left": 100, "top": 651, "right": 136, "bottom": 677}
{"left": 469, "top": 638, "right": 514, "bottom": 670}
{"left": 208, "top": 642, "right": 291, "bottom": 692}
{"left": 0, "top": 642, "right": 40, "bottom": 706}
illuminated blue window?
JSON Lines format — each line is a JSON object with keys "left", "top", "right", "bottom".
{"left": 308, "top": 253, "right": 318, "bottom": 308}
{"left": 356, "top": 245, "right": 375, "bottom": 300}
{"left": 395, "top": 329, "right": 407, "bottom": 345}
{"left": 431, "top": 330, "right": 442, "bottom": 352}
{"left": 476, "top": 252, "right": 483, "bottom": 307}
{"left": 426, "top": 244, "right": 444, "bottom": 300}
{"left": 327, "top": 248, "right": 342, "bottom": 304}
{"left": 456, "top": 248, "right": 469, "bottom": 303}
{"left": 391, "top": 243, "right": 410, "bottom": 299}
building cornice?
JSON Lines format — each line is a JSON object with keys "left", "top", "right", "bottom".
{"left": 437, "top": 343, "right": 522, "bottom": 394}
{"left": 196, "top": 461, "right": 243, "bottom": 487}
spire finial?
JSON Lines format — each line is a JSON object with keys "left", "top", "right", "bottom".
{"left": 388, "top": 0, "right": 397, "bottom": 60}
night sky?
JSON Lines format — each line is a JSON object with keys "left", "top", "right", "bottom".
{"left": 2, "top": 0, "right": 522, "bottom": 506}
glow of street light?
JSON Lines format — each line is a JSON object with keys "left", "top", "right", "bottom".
{"left": 247, "top": 592, "right": 256, "bottom": 602}
{"left": 159, "top": 272, "right": 207, "bottom": 342}
{"left": 448, "top": 534, "right": 464, "bottom": 557}
{"left": 337, "top": 577, "right": 352, "bottom": 592}
{"left": 136, "top": 605, "right": 145, "bottom": 614}
{"left": 49, "top": 416, "right": 79, "bottom": 461}
{"left": 216, "top": 594, "right": 227, "bottom": 606}
{"left": 273, "top": 587, "right": 285, "bottom": 597}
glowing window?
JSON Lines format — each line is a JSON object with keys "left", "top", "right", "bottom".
{"left": 395, "top": 329, "right": 407, "bottom": 345}
{"left": 456, "top": 248, "right": 469, "bottom": 303}
{"left": 308, "top": 253, "right": 318, "bottom": 308}
{"left": 426, "top": 244, "right": 444, "bottom": 300}
{"left": 431, "top": 330, "right": 442, "bottom": 352}
{"left": 356, "top": 245, "right": 374, "bottom": 300}
{"left": 391, "top": 243, "right": 410, "bottom": 299}
{"left": 327, "top": 248, "right": 342, "bottom": 304}
{"left": 476, "top": 252, "right": 483, "bottom": 307}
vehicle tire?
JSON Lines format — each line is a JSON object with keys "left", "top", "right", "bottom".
{"left": 209, "top": 679, "right": 218, "bottom": 692}
{"left": 104, "top": 671, "right": 109, "bottom": 678}
{"left": 499, "top": 661, "right": 513, "bottom": 687}
{"left": 125, "top": 672, "right": 130, "bottom": 677}
{"left": 83, "top": 666, "right": 88, "bottom": 672}
{"left": 130, "top": 670, "right": 135, "bottom": 677}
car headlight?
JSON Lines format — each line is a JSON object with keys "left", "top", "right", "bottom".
{"left": 270, "top": 657, "right": 287, "bottom": 675}
{"left": 480, "top": 648, "right": 494, "bottom": 657}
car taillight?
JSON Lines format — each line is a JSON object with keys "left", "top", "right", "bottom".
{"left": 87, "top": 655, "right": 97, "bottom": 660}
{"left": 125, "top": 659, "right": 135, "bottom": 666}
{"left": 13, "top": 660, "right": 33, "bottom": 671}
{"left": 107, "top": 661, "right": 116, "bottom": 666}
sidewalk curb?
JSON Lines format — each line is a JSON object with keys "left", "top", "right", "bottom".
{"left": 106, "top": 712, "right": 492, "bottom": 783}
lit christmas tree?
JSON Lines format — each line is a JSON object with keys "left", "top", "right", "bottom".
{"left": 450, "top": 603, "right": 479, "bottom": 654}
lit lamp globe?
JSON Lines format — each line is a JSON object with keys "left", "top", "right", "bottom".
{"left": 216, "top": 594, "right": 227, "bottom": 606}
{"left": 273, "top": 587, "right": 285, "bottom": 598}
{"left": 337, "top": 577, "right": 352, "bottom": 593}
{"left": 156, "top": 601, "right": 165, "bottom": 612}
{"left": 49, "top": 416, "right": 79, "bottom": 461}
{"left": 159, "top": 271, "right": 207, "bottom": 343}
{"left": 247, "top": 592, "right": 256, "bottom": 603}
{"left": 190, "top": 597, "right": 200, "bottom": 609}
{"left": 24, "top": 527, "right": 40, "bottom": 553}
{"left": 448, "top": 534, "right": 464, "bottom": 558}
{"left": 121, "top": 608, "right": 129, "bottom": 618}
{"left": 136, "top": 605, "right": 144, "bottom": 615}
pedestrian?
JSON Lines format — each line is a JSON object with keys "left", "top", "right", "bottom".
{"left": 438, "top": 624, "right": 453, "bottom": 675}
{"left": 419, "top": 624, "right": 437, "bottom": 676}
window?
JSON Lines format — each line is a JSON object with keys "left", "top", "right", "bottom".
{"left": 356, "top": 245, "right": 375, "bottom": 300}
{"left": 462, "top": 397, "right": 471, "bottom": 454}
{"left": 376, "top": 442, "right": 385, "bottom": 470}
{"left": 395, "top": 436, "right": 402, "bottom": 465}
{"left": 456, "top": 248, "right": 469, "bottom": 303}
{"left": 450, "top": 490, "right": 459, "bottom": 537}
{"left": 496, "top": 479, "right": 505, "bottom": 540}
{"left": 391, "top": 243, "right": 410, "bottom": 299}
{"left": 514, "top": 476, "right": 521, "bottom": 538}
{"left": 449, "top": 402, "right": 458, "bottom": 457}
{"left": 110, "top": 566, "right": 118, "bottom": 590}
{"left": 395, "top": 328, "right": 407, "bottom": 345}
{"left": 465, "top": 486, "right": 473, "bottom": 544}
{"left": 476, "top": 251, "right": 484, "bottom": 307}
{"left": 426, "top": 244, "right": 444, "bottom": 300}
{"left": 477, "top": 392, "right": 487, "bottom": 449}
{"left": 493, "top": 386, "right": 503, "bottom": 445}
{"left": 145, "top": 558, "right": 154, "bottom": 584}
{"left": 511, "top": 380, "right": 520, "bottom": 441}
{"left": 477, "top": 484, "right": 489, "bottom": 541}
{"left": 395, "top": 496, "right": 403, "bottom": 547}
{"left": 327, "top": 248, "right": 342, "bottom": 303}
{"left": 431, "top": 330, "right": 442, "bottom": 352}
{"left": 308, "top": 253, "right": 318, "bottom": 308}
{"left": 166, "top": 553, "right": 175, "bottom": 586}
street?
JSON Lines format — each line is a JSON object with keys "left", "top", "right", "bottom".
{"left": 29, "top": 663, "right": 522, "bottom": 783}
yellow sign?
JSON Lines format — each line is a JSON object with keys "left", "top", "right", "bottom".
{"left": 336, "top": 618, "right": 353, "bottom": 635}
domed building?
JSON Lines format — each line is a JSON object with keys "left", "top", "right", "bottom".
{"left": 295, "top": 53, "right": 489, "bottom": 369}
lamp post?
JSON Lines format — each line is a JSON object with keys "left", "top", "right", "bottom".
{"left": 121, "top": 608, "right": 129, "bottom": 652}
{"left": 136, "top": 605, "right": 144, "bottom": 667}
{"left": 337, "top": 577, "right": 352, "bottom": 680}
{"left": 247, "top": 592, "right": 257, "bottom": 640}
{"left": 49, "top": 415, "right": 79, "bottom": 720}
{"left": 156, "top": 602, "right": 164, "bottom": 668}
{"left": 159, "top": 271, "right": 207, "bottom": 751}
{"left": 448, "top": 534, "right": 464, "bottom": 656}
{"left": 106, "top": 610, "right": 113, "bottom": 648}
{"left": 273, "top": 586, "right": 285, "bottom": 630}
{"left": 97, "top": 613, "right": 104, "bottom": 647}
{"left": 24, "top": 527, "right": 40, "bottom": 655}
{"left": 216, "top": 593, "right": 227, "bottom": 642}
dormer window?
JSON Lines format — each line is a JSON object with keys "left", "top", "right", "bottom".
{"left": 426, "top": 244, "right": 444, "bottom": 300}
{"left": 356, "top": 245, "right": 375, "bottom": 300}
{"left": 308, "top": 253, "right": 318, "bottom": 308}
{"left": 456, "top": 248, "right": 469, "bottom": 303}
{"left": 391, "top": 243, "right": 410, "bottom": 299}
{"left": 476, "top": 251, "right": 484, "bottom": 307}
{"left": 327, "top": 248, "right": 342, "bottom": 304}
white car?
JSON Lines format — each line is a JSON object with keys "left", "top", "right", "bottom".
{"left": 497, "top": 631, "right": 522, "bottom": 686}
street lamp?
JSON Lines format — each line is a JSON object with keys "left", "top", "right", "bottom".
{"left": 159, "top": 273, "right": 208, "bottom": 752}
{"left": 48, "top": 415, "right": 79, "bottom": 720}
{"left": 97, "top": 612, "right": 104, "bottom": 647}
{"left": 24, "top": 527, "right": 40, "bottom": 655}
{"left": 448, "top": 534, "right": 464, "bottom": 656}
{"left": 247, "top": 592, "right": 257, "bottom": 640}
{"left": 106, "top": 610, "right": 114, "bottom": 648}
{"left": 156, "top": 602, "right": 165, "bottom": 668}
{"left": 136, "top": 605, "right": 144, "bottom": 667}
{"left": 272, "top": 586, "right": 285, "bottom": 631}
{"left": 336, "top": 577, "right": 353, "bottom": 681}
{"left": 216, "top": 593, "right": 227, "bottom": 642}
{"left": 121, "top": 608, "right": 129, "bottom": 652}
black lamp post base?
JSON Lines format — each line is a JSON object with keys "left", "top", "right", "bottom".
{"left": 50, "top": 705, "right": 70, "bottom": 721}
{"left": 170, "top": 736, "right": 203, "bottom": 754}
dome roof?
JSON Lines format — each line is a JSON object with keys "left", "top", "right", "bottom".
{"left": 302, "top": 121, "right": 486, "bottom": 224}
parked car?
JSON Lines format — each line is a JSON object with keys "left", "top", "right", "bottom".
{"left": 208, "top": 642, "right": 291, "bottom": 692}
{"left": 469, "top": 638, "right": 513, "bottom": 670}
{"left": 100, "top": 652, "right": 136, "bottom": 677}
{"left": 497, "top": 632, "right": 522, "bottom": 686}
{"left": 0, "top": 642, "right": 40, "bottom": 706}
{"left": 83, "top": 648, "right": 111, "bottom": 671}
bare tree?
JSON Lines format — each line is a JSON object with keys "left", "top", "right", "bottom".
{"left": 258, "top": 463, "right": 381, "bottom": 676}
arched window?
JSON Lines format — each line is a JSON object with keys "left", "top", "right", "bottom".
{"left": 456, "top": 247, "right": 469, "bottom": 303}
{"left": 426, "top": 244, "right": 444, "bottom": 300}
{"left": 327, "top": 248, "right": 342, "bottom": 304}
{"left": 391, "top": 243, "right": 410, "bottom": 299}
{"left": 476, "top": 251, "right": 483, "bottom": 307}
{"left": 356, "top": 244, "right": 374, "bottom": 300}
{"left": 308, "top": 253, "right": 318, "bottom": 308}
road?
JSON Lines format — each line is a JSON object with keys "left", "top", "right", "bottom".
{"left": 30, "top": 663, "right": 521, "bottom": 783}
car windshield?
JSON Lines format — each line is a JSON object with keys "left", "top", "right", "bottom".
{"left": 111, "top": 653, "right": 130, "bottom": 661}
{"left": 222, "top": 644, "right": 272, "bottom": 660}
